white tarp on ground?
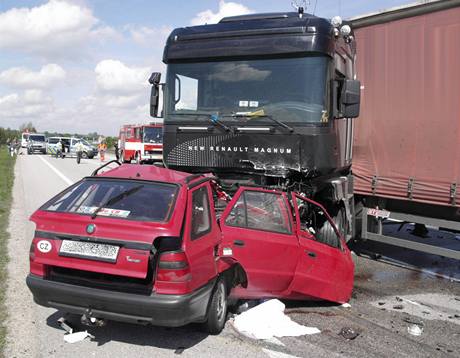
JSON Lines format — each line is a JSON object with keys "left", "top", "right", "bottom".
{"left": 233, "top": 299, "right": 321, "bottom": 339}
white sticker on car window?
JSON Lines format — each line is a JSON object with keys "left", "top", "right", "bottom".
{"left": 249, "top": 101, "right": 259, "bottom": 107}
{"left": 239, "top": 100, "right": 249, "bottom": 107}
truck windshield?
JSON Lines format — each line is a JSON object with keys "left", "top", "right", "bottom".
{"left": 143, "top": 127, "right": 163, "bottom": 144}
{"left": 41, "top": 179, "right": 178, "bottom": 222}
{"left": 166, "top": 56, "right": 329, "bottom": 123}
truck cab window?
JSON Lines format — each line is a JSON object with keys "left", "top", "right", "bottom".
{"left": 191, "top": 186, "right": 211, "bottom": 240}
{"left": 226, "top": 191, "right": 291, "bottom": 234}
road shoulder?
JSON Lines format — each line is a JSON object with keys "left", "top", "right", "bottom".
{"left": 4, "top": 157, "right": 39, "bottom": 357}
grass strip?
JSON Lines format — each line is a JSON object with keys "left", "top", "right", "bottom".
{"left": 0, "top": 146, "right": 16, "bottom": 357}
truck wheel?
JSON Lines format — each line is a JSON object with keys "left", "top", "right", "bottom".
{"left": 318, "top": 208, "right": 346, "bottom": 248}
{"left": 203, "top": 278, "right": 228, "bottom": 335}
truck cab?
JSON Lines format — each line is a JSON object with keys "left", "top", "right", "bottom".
{"left": 26, "top": 163, "right": 353, "bottom": 333}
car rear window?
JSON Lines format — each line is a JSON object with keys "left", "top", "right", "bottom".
{"left": 41, "top": 179, "right": 178, "bottom": 222}
{"left": 48, "top": 138, "right": 59, "bottom": 144}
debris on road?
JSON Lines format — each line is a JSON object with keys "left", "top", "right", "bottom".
{"left": 341, "top": 303, "right": 351, "bottom": 308}
{"left": 339, "top": 327, "right": 360, "bottom": 340}
{"left": 63, "top": 331, "right": 95, "bottom": 344}
{"left": 233, "top": 299, "right": 321, "bottom": 340}
{"left": 393, "top": 304, "right": 404, "bottom": 310}
{"left": 407, "top": 324, "right": 424, "bottom": 336}
{"left": 57, "top": 317, "right": 73, "bottom": 334}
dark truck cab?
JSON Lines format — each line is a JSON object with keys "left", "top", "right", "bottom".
{"left": 151, "top": 10, "right": 360, "bottom": 241}
{"left": 27, "top": 162, "right": 353, "bottom": 333}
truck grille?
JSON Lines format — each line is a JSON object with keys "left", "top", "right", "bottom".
{"left": 47, "top": 266, "right": 154, "bottom": 295}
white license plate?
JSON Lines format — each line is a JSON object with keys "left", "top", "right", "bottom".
{"left": 59, "top": 240, "right": 120, "bottom": 262}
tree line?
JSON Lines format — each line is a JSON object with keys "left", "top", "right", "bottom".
{"left": 0, "top": 123, "right": 117, "bottom": 149}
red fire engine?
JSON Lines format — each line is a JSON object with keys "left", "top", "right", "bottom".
{"left": 119, "top": 122, "right": 163, "bottom": 163}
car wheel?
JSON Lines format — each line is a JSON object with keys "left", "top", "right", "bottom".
{"left": 81, "top": 152, "right": 89, "bottom": 159}
{"left": 202, "top": 278, "right": 227, "bottom": 335}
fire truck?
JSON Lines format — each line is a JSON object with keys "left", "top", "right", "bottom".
{"left": 118, "top": 122, "right": 163, "bottom": 163}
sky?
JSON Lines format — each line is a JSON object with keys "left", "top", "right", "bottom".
{"left": 0, "top": 0, "right": 411, "bottom": 135}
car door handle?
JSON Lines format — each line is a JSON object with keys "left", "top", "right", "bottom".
{"left": 234, "top": 240, "right": 245, "bottom": 247}
{"left": 306, "top": 251, "right": 316, "bottom": 258}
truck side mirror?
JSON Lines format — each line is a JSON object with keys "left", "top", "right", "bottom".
{"left": 341, "top": 79, "right": 361, "bottom": 118}
{"left": 149, "top": 72, "right": 161, "bottom": 118}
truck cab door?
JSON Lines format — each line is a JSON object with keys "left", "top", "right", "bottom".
{"left": 183, "top": 183, "right": 220, "bottom": 291}
{"left": 289, "top": 193, "right": 354, "bottom": 303}
{"left": 221, "top": 187, "right": 299, "bottom": 298}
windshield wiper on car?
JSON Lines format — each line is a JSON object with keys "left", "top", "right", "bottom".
{"left": 91, "top": 185, "right": 144, "bottom": 219}
{"left": 231, "top": 109, "right": 294, "bottom": 133}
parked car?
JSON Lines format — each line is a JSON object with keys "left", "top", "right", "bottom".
{"left": 26, "top": 163, "right": 354, "bottom": 334}
{"left": 27, "top": 134, "right": 47, "bottom": 154}
{"left": 46, "top": 137, "right": 97, "bottom": 158}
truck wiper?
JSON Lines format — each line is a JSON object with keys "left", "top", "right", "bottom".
{"left": 91, "top": 185, "right": 144, "bottom": 219}
{"left": 231, "top": 110, "right": 294, "bottom": 133}
{"left": 210, "top": 114, "right": 231, "bottom": 132}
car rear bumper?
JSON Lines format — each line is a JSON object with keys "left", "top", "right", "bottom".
{"left": 26, "top": 274, "right": 215, "bottom": 327}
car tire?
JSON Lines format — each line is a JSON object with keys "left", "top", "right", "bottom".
{"left": 202, "top": 278, "right": 228, "bottom": 335}
{"left": 81, "top": 152, "right": 89, "bottom": 159}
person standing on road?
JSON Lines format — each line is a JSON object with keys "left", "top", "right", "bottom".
{"left": 61, "top": 139, "right": 66, "bottom": 159}
{"left": 98, "top": 141, "right": 107, "bottom": 162}
{"left": 114, "top": 141, "right": 120, "bottom": 161}
{"left": 75, "top": 140, "right": 84, "bottom": 164}
{"left": 56, "top": 139, "right": 61, "bottom": 158}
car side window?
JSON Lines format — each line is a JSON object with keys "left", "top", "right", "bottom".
{"left": 191, "top": 186, "right": 212, "bottom": 240}
{"left": 226, "top": 191, "right": 291, "bottom": 234}
{"left": 296, "top": 198, "right": 341, "bottom": 249}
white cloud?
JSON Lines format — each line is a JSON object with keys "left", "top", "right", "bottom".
{"left": 0, "top": 89, "right": 55, "bottom": 118}
{"left": 95, "top": 59, "right": 151, "bottom": 95}
{"left": 0, "top": 0, "right": 117, "bottom": 58}
{"left": 191, "top": 0, "right": 253, "bottom": 25}
{"left": 128, "top": 25, "right": 172, "bottom": 46}
{"left": 0, "top": 64, "right": 66, "bottom": 89}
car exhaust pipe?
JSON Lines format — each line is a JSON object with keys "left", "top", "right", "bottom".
{"left": 81, "top": 309, "right": 106, "bottom": 327}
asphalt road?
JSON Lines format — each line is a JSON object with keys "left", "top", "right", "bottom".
{"left": 4, "top": 153, "right": 460, "bottom": 357}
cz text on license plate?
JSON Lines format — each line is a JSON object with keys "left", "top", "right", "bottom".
{"left": 59, "top": 240, "right": 120, "bottom": 262}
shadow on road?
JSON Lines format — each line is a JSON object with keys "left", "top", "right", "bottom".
{"left": 46, "top": 310, "right": 208, "bottom": 351}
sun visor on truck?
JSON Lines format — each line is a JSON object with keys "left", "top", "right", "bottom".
{"left": 163, "top": 13, "right": 335, "bottom": 62}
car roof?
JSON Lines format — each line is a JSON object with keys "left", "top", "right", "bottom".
{"left": 97, "top": 164, "right": 197, "bottom": 185}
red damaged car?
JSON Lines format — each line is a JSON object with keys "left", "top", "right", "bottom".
{"left": 26, "top": 163, "right": 354, "bottom": 334}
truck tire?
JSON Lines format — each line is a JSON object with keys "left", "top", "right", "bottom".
{"left": 317, "top": 208, "right": 345, "bottom": 248}
{"left": 202, "top": 278, "right": 228, "bottom": 335}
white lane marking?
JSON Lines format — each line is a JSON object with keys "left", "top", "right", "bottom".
{"left": 37, "top": 155, "right": 74, "bottom": 185}
{"left": 262, "top": 349, "right": 300, "bottom": 358}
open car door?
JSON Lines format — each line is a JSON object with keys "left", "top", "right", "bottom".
{"left": 289, "top": 193, "right": 354, "bottom": 303}
{"left": 221, "top": 187, "right": 299, "bottom": 297}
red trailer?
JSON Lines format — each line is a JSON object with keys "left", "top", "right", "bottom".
{"left": 351, "top": 0, "right": 460, "bottom": 260}
{"left": 119, "top": 122, "right": 163, "bottom": 163}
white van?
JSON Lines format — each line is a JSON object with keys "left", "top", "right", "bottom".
{"left": 46, "top": 137, "right": 97, "bottom": 158}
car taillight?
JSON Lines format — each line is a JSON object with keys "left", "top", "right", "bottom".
{"left": 29, "top": 241, "right": 46, "bottom": 277}
{"left": 156, "top": 251, "right": 191, "bottom": 283}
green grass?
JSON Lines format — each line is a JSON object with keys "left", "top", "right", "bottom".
{"left": 0, "top": 146, "right": 15, "bottom": 357}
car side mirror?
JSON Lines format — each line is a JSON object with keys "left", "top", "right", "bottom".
{"left": 341, "top": 79, "right": 361, "bottom": 118}
{"left": 148, "top": 72, "right": 161, "bottom": 118}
